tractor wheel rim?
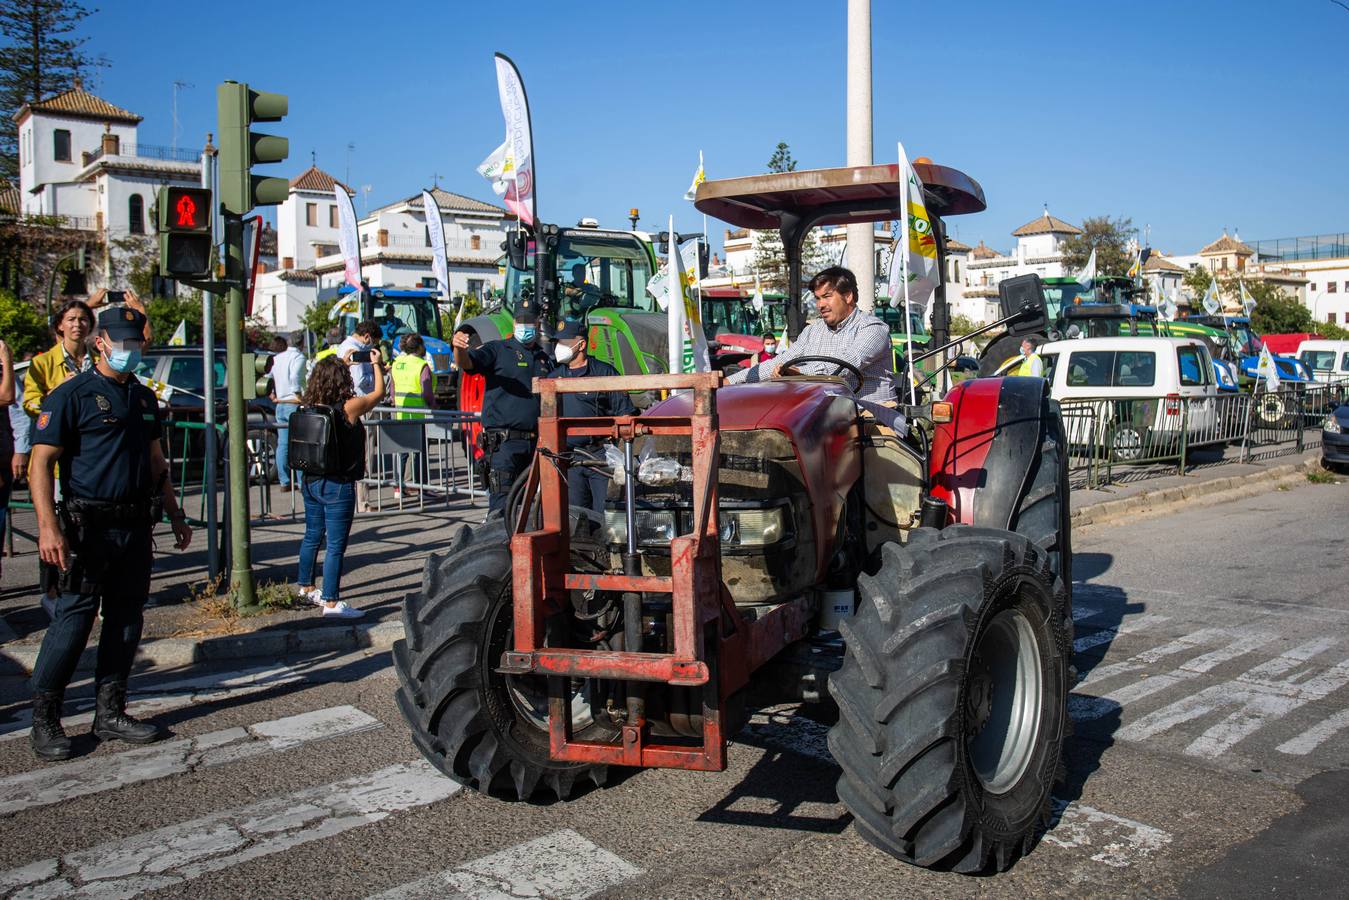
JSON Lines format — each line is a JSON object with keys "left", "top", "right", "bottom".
{"left": 506, "top": 674, "right": 596, "bottom": 735}
{"left": 967, "top": 606, "right": 1043, "bottom": 795}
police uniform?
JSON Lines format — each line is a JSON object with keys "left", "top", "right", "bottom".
{"left": 467, "top": 333, "right": 552, "bottom": 512}
{"left": 28, "top": 307, "right": 168, "bottom": 758}
{"left": 552, "top": 320, "right": 637, "bottom": 515}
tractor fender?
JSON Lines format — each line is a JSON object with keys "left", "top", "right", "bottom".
{"left": 928, "top": 376, "right": 1050, "bottom": 528}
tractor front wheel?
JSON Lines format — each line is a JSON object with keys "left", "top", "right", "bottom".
{"left": 394, "top": 516, "right": 615, "bottom": 801}
{"left": 827, "top": 526, "right": 1070, "bottom": 873}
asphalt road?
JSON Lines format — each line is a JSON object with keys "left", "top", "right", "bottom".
{"left": 0, "top": 477, "right": 1344, "bottom": 898}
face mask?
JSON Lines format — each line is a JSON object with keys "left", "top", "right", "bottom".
{"left": 554, "top": 342, "right": 576, "bottom": 364}
{"left": 103, "top": 345, "right": 141, "bottom": 373}
{"left": 764, "top": 343, "right": 777, "bottom": 354}
{"left": 514, "top": 325, "right": 537, "bottom": 344}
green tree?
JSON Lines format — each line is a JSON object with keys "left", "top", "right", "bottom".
{"left": 299, "top": 294, "right": 341, "bottom": 344}
{"left": 0, "top": 0, "right": 103, "bottom": 179}
{"left": 1059, "top": 215, "right": 1136, "bottom": 276}
{"left": 1183, "top": 265, "right": 1212, "bottom": 302}
{"left": 752, "top": 142, "right": 825, "bottom": 291}
{"left": 0, "top": 286, "right": 50, "bottom": 356}
{"left": 1249, "top": 286, "right": 1312, "bottom": 334}
{"left": 948, "top": 313, "right": 978, "bottom": 336}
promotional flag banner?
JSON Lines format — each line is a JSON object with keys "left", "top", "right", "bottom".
{"left": 648, "top": 240, "right": 701, "bottom": 310}
{"left": 490, "top": 53, "right": 536, "bottom": 227}
{"left": 886, "top": 142, "right": 939, "bottom": 312}
{"left": 476, "top": 141, "right": 510, "bottom": 196}
{"left": 421, "top": 190, "right": 453, "bottom": 324}
{"left": 1077, "top": 248, "right": 1097, "bottom": 288}
{"left": 1255, "top": 344, "right": 1281, "bottom": 391}
{"left": 666, "top": 216, "right": 684, "bottom": 373}
{"left": 169, "top": 319, "right": 187, "bottom": 346}
{"left": 676, "top": 237, "right": 711, "bottom": 373}
{"left": 334, "top": 186, "right": 362, "bottom": 291}
{"left": 329, "top": 295, "right": 360, "bottom": 321}
{"left": 1240, "top": 281, "right": 1257, "bottom": 316}
{"left": 1202, "top": 276, "right": 1221, "bottom": 315}
{"left": 683, "top": 151, "right": 705, "bottom": 201}
{"left": 751, "top": 271, "right": 764, "bottom": 312}
{"left": 137, "top": 374, "right": 174, "bottom": 402}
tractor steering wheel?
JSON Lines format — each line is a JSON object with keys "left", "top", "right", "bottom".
{"left": 774, "top": 355, "right": 865, "bottom": 394}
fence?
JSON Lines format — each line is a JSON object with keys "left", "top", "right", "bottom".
{"left": 1061, "top": 383, "right": 1341, "bottom": 488}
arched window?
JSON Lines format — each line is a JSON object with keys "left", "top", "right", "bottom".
{"left": 128, "top": 193, "right": 144, "bottom": 234}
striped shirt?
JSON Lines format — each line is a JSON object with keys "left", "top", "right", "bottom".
{"left": 728, "top": 307, "right": 896, "bottom": 404}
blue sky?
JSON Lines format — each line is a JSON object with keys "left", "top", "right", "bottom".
{"left": 81, "top": 0, "right": 1349, "bottom": 256}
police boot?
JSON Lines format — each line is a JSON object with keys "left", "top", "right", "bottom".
{"left": 92, "top": 679, "right": 161, "bottom": 744}
{"left": 30, "top": 690, "right": 73, "bottom": 761}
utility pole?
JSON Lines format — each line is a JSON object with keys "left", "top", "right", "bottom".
{"left": 200, "top": 133, "right": 221, "bottom": 581}
{"left": 846, "top": 0, "right": 875, "bottom": 311}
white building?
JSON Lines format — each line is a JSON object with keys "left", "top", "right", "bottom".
{"left": 253, "top": 178, "right": 510, "bottom": 331}
{"left": 965, "top": 211, "right": 1081, "bottom": 292}
{"left": 11, "top": 81, "right": 204, "bottom": 287}
{"left": 1246, "top": 233, "right": 1349, "bottom": 327}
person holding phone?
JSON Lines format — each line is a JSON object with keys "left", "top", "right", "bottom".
{"left": 338, "top": 320, "right": 381, "bottom": 397}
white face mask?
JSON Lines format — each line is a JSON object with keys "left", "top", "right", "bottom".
{"left": 554, "top": 342, "right": 576, "bottom": 364}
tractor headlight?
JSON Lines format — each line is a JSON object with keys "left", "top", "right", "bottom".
{"left": 602, "top": 510, "right": 678, "bottom": 546}
{"left": 1325, "top": 416, "right": 1343, "bottom": 434}
{"left": 719, "top": 507, "right": 786, "bottom": 546}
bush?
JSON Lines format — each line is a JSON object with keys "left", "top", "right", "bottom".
{"left": 0, "top": 289, "right": 53, "bottom": 358}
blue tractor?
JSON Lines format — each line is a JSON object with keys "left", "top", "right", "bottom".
{"left": 334, "top": 286, "right": 457, "bottom": 405}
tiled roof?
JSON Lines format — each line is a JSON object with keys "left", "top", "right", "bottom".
{"left": 725, "top": 228, "right": 750, "bottom": 240}
{"left": 406, "top": 187, "right": 507, "bottom": 216}
{"left": 945, "top": 237, "right": 972, "bottom": 252}
{"left": 1198, "top": 232, "right": 1253, "bottom": 256}
{"left": 1011, "top": 212, "right": 1082, "bottom": 237}
{"left": 971, "top": 240, "right": 1000, "bottom": 259}
{"left": 290, "top": 166, "right": 353, "bottom": 194}
{"left": 14, "top": 84, "right": 141, "bottom": 124}
{"left": 1143, "top": 254, "right": 1186, "bottom": 274}
{"left": 0, "top": 181, "right": 19, "bottom": 216}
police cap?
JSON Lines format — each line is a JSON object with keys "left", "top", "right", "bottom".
{"left": 98, "top": 306, "right": 148, "bottom": 341}
{"left": 555, "top": 319, "right": 586, "bottom": 340}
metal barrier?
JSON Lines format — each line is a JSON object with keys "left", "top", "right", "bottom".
{"left": 1059, "top": 383, "right": 1338, "bottom": 486}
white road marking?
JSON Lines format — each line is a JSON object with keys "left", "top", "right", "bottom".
{"left": 0, "top": 664, "right": 306, "bottom": 744}
{"left": 1, "top": 760, "right": 460, "bottom": 898}
{"left": 1043, "top": 799, "right": 1173, "bottom": 868}
{"left": 1119, "top": 637, "right": 1349, "bottom": 758}
{"left": 1073, "top": 614, "right": 1170, "bottom": 654}
{"left": 0, "top": 705, "right": 380, "bottom": 816}
{"left": 1277, "top": 707, "right": 1349, "bottom": 756}
{"left": 369, "top": 828, "right": 643, "bottom": 900}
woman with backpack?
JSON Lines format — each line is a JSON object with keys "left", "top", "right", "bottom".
{"left": 293, "top": 354, "right": 385, "bottom": 617}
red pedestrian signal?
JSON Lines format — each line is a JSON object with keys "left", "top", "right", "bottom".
{"left": 157, "top": 185, "right": 213, "bottom": 278}
{"left": 175, "top": 193, "right": 200, "bottom": 228}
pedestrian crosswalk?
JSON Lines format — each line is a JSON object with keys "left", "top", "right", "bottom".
{"left": 1, "top": 592, "right": 1348, "bottom": 896}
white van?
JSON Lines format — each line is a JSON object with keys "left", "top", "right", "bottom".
{"left": 1037, "top": 336, "right": 1219, "bottom": 459}
{"left": 1295, "top": 339, "right": 1349, "bottom": 385}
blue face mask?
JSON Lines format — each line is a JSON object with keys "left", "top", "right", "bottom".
{"left": 104, "top": 346, "right": 142, "bottom": 374}
{"left": 514, "top": 325, "right": 537, "bottom": 344}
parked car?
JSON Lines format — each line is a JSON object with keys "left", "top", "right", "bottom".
{"left": 1323, "top": 402, "right": 1349, "bottom": 471}
{"left": 1296, "top": 339, "right": 1349, "bottom": 388}
{"left": 1038, "top": 336, "right": 1218, "bottom": 461}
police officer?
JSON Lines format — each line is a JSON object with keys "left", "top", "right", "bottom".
{"left": 27, "top": 307, "right": 192, "bottom": 761}
{"left": 451, "top": 309, "right": 551, "bottom": 513}
{"left": 551, "top": 320, "right": 637, "bottom": 515}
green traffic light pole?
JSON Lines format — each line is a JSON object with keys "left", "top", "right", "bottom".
{"left": 220, "top": 211, "right": 258, "bottom": 610}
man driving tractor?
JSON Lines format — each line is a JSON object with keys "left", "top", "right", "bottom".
{"left": 727, "top": 266, "right": 895, "bottom": 405}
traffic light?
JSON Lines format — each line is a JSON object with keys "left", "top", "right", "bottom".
{"left": 157, "top": 185, "right": 214, "bottom": 277}
{"left": 217, "top": 81, "right": 289, "bottom": 214}
{"left": 239, "top": 352, "right": 273, "bottom": 400}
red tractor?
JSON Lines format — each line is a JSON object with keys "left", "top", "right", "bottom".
{"left": 395, "top": 162, "right": 1072, "bottom": 874}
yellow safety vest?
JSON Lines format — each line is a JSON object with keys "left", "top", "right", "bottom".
{"left": 391, "top": 354, "right": 433, "bottom": 420}
{"left": 313, "top": 345, "right": 338, "bottom": 364}
{"left": 1013, "top": 352, "right": 1043, "bottom": 377}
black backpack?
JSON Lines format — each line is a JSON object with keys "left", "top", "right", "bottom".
{"left": 287, "top": 405, "right": 343, "bottom": 476}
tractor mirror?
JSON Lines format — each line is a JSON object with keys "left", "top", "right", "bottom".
{"left": 953, "top": 355, "right": 979, "bottom": 373}
{"left": 504, "top": 232, "right": 528, "bottom": 270}
{"left": 999, "top": 274, "right": 1048, "bottom": 337}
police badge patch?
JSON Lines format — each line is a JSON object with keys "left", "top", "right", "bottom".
{"left": 95, "top": 394, "right": 112, "bottom": 412}
{"left": 37, "top": 412, "right": 50, "bottom": 430}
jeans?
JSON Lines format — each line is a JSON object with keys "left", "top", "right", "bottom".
{"left": 567, "top": 460, "right": 608, "bottom": 516}
{"left": 297, "top": 477, "right": 357, "bottom": 601}
{"left": 275, "top": 402, "right": 298, "bottom": 487}
{"left": 31, "top": 525, "right": 152, "bottom": 692}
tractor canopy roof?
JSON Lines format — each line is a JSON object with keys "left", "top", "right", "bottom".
{"left": 692, "top": 162, "right": 985, "bottom": 230}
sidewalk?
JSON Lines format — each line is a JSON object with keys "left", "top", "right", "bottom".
{"left": 0, "top": 452, "right": 1327, "bottom": 672}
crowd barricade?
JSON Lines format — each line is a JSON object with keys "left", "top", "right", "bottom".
{"left": 1058, "top": 383, "right": 1337, "bottom": 486}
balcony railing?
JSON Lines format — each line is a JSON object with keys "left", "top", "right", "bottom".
{"left": 83, "top": 143, "right": 202, "bottom": 166}
{"left": 1248, "top": 233, "right": 1349, "bottom": 263}
{"left": 14, "top": 213, "right": 98, "bottom": 231}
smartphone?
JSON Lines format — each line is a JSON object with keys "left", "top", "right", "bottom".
{"left": 350, "top": 349, "right": 373, "bottom": 363}
{"left": 106, "top": 290, "right": 126, "bottom": 305}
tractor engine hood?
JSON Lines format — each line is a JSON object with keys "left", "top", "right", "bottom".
{"left": 645, "top": 381, "right": 861, "bottom": 578}
{"left": 585, "top": 310, "right": 670, "bottom": 372}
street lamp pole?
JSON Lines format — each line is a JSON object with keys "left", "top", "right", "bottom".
{"left": 845, "top": 0, "right": 874, "bottom": 311}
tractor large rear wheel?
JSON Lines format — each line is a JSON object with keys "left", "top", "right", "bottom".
{"left": 394, "top": 516, "right": 615, "bottom": 800}
{"left": 827, "top": 527, "right": 1070, "bottom": 873}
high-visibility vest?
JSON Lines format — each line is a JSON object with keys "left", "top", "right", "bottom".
{"left": 391, "top": 354, "right": 433, "bottom": 420}
{"left": 313, "top": 345, "right": 338, "bottom": 364}
{"left": 1013, "top": 352, "right": 1044, "bottom": 377}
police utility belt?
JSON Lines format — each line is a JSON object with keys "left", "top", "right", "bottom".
{"left": 478, "top": 428, "right": 537, "bottom": 452}
{"left": 60, "top": 496, "right": 160, "bottom": 529}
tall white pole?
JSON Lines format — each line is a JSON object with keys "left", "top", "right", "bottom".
{"left": 846, "top": 0, "right": 875, "bottom": 311}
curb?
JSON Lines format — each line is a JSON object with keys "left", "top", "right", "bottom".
{"left": 1071, "top": 457, "right": 1319, "bottom": 529}
{"left": 0, "top": 619, "right": 404, "bottom": 677}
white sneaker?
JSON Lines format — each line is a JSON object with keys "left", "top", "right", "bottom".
{"left": 320, "top": 601, "right": 364, "bottom": 619}
{"left": 392, "top": 488, "right": 403, "bottom": 499}
{"left": 294, "top": 588, "right": 322, "bottom": 606}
